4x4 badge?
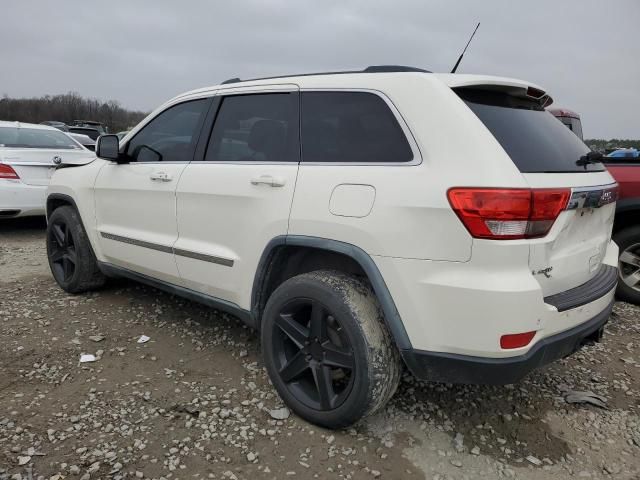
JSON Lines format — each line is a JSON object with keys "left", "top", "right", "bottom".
{"left": 533, "top": 267, "right": 553, "bottom": 278}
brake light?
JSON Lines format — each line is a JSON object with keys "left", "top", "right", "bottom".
{"left": 447, "top": 188, "right": 570, "bottom": 240}
{"left": 0, "top": 163, "right": 19, "bottom": 180}
{"left": 500, "top": 331, "right": 536, "bottom": 349}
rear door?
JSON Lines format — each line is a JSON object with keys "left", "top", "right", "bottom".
{"left": 461, "top": 89, "right": 616, "bottom": 296}
{"left": 174, "top": 86, "right": 300, "bottom": 308}
{"left": 0, "top": 127, "right": 89, "bottom": 185}
{"left": 94, "top": 97, "right": 211, "bottom": 284}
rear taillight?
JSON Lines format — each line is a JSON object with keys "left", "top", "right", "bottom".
{"left": 0, "top": 163, "right": 19, "bottom": 180}
{"left": 447, "top": 188, "right": 570, "bottom": 240}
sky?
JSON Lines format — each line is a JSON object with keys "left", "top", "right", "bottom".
{"left": 2, "top": 0, "right": 638, "bottom": 138}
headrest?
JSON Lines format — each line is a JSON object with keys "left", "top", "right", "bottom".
{"left": 247, "top": 119, "right": 286, "bottom": 159}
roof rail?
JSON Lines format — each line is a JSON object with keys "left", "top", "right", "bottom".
{"left": 219, "top": 65, "right": 430, "bottom": 86}
{"left": 363, "top": 65, "right": 431, "bottom": 73}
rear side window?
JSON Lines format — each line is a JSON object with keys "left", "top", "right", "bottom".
{"left": 126, "top": 99, "right": 209, "bottom": 162}
{"left": 205, "top": 93, "right": 298, "bottom": 162}
{"left": 0, "top": 128, "right": 81, "bottom": 150}
{"left": 458, "top": 89, "right": 603, "bottom": 173}
{"left": 301, "top": 92, "right": 413, "bottom": 163}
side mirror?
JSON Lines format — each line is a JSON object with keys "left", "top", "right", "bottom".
{"left": 96, "top": 134, "right": 121, "bottom": 161}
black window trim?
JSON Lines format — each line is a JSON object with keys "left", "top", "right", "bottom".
{"left": 299, "top": 88, "right": 422, "bottom": 167}
{"left": 119, "top": 96, "right": 214, "bottom": 165}
{"left": 192, "top": 87, "right": 302, "bottom": 165}
{"left": 189, "top": 87, "right": 422, "bottom": 166}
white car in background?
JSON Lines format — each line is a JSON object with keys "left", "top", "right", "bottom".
{"left": 0, "top": 121, "right": 93, "bottom": 218}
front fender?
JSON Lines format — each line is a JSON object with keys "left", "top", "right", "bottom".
{"left": 47, "top": 159, "right": 106, "bottom": 262}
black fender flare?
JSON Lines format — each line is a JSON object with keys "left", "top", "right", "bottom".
{"left": 251, "top": 235, "right": 413, "bottom": 351}
{"left": 46, "top": 193, "right": 80, "bottom": 219}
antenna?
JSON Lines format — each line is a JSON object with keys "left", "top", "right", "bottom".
{"left": 450, "top": 22, "right": 480, "bottom": 74}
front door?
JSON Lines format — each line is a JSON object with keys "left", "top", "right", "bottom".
{"left": 94, "top": 97, "right": 211, "bottom": 283}
{"left": 174, "top": 88, "right": 300, "bottom": 309}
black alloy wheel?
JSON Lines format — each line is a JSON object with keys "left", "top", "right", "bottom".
{"left": 261, "top": 271, "right": 402, "bottom": 429}
{"left": 272, "top": 298, "right": 355, "bottom": 411}
{"left": 48, "top": 219, "right": 77, "bottom": 284}
{"left": 46, "top": 206, "right": 106, "bottom": 294}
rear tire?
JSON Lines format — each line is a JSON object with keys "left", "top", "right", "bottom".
{"left": 46, "top": 206, "right": 106, "bottom": 294}
{"left": 261, "top": 270, "right": 401, "bottom": 429}
{"left": 614, "top": 226, "right": 640, "bottom": 305}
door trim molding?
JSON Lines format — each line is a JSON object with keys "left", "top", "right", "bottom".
{"left": 100, "top": 231, "right": 173, "bottom": 253}
{"left": 99, "top": 231, "right": 234, "bottom": 267}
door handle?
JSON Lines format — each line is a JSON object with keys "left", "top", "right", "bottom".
{"left": 250, "top": 175, "right": 286, "bottom": 187}
{"left": 150, "top": 171, "right": 172, "bottom": 182}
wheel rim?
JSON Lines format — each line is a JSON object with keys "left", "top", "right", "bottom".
{"left": 272, "top": 298, "right": 356, "bottom": 411}
{"left": 619, "top": 242, "right": 640, "bottom": 292}
{"left": 48, "top": 220, "right": 77, "bottom": 283}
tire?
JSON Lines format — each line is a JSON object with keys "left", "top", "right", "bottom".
{"left": 261, "top": 270, "right": 401, "bottom": 429}
{"left": 46, "top": 206, "right": 106, "bottom": 294}
{"left": 614, "top": 226, "right": 640, "bottom": 304}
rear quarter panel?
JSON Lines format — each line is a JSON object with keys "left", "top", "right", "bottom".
{"left": 288, "top": 75, "right": 528, "bottom": 262}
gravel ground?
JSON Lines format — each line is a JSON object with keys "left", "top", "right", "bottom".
{"left": 1, "top": 218, "right": 639, "bottom": 480}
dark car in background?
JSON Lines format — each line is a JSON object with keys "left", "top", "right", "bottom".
{"left": 67, "top": 132, "right": 96, "bottom": 151}
{"left": 71, "top": 120, "right": 107, "bottom": 134}
{"left": 68, "top": 126, "right": 101, "bottom": 141}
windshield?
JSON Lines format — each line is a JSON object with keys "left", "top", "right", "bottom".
{"left": 457, "top": 88, "right": 603, "bottom": 173}
{"left": 0, "top": 127, "right": 81, "bottom": 150}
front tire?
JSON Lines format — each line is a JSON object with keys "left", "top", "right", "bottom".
{"left": 46, "top": 206, "right": 106, "bottom": 294}
{"left": 261, "top": 270, "right": 401, "bottom": 429}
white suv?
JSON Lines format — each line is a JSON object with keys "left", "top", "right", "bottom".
{"left": 45, "top": 66, "right": 619, "bottom": 428}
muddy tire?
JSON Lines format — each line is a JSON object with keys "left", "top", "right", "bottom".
{"left": 261, "top": 270, "right": 401, "bottom": 429}
{"left": 46, "top": 206, "right": 106, "bottom": 294}
{"left": 614, "top": 226, "right": 640, "bottom": 305}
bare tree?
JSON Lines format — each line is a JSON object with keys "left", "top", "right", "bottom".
{"left": 0, "top": 91, "right": 147, "bottom": 132}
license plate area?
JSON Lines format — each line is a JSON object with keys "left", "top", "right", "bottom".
{"left": 529, "top": 184, "right": 617, "bottom": 297}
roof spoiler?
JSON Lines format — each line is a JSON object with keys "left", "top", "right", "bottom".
{"left": 455, "top": 83, "right": 553, "bottom": 108}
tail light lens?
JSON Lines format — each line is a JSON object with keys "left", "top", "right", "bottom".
{"left": 447, "top": 188, "right": 570, "bottom": 240}
{"left": 500, "top": 331, "right": 536, "bottom": 349}
{"left": 0, "top": 163, "right": 19, "bottom": 180}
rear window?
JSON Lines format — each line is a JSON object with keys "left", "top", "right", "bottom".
{"left": 458, "top": 89, "right": 603, "bottom": 173}
{"left": 0, "top": 127, "right": 81, "bottom": 150}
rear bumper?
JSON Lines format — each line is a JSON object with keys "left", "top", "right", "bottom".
{"left": 544, "top": 265, "right": 617, "bottom": 312}
{"left": 402, "top": 298, "right": 614, "bottom": 384}
{"left": 0, "top": 179, "right": 46, "bottom": 217}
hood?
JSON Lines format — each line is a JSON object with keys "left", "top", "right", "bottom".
{"left": 55, "top": 155, "right": 97, "bottom": 167}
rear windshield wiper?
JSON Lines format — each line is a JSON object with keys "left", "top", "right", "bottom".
{"left": 576, "top": 151, "right": 604, "bottom": 168}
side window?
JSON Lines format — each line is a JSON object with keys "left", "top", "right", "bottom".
{"left": 301, "top": 92, "right": 413, "bottom": 163}
{"left": 126, "top": 99, "right": 209, "bottom": 162}
{"left": 204, "top": 93, "right": 298, "bottom": 162}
